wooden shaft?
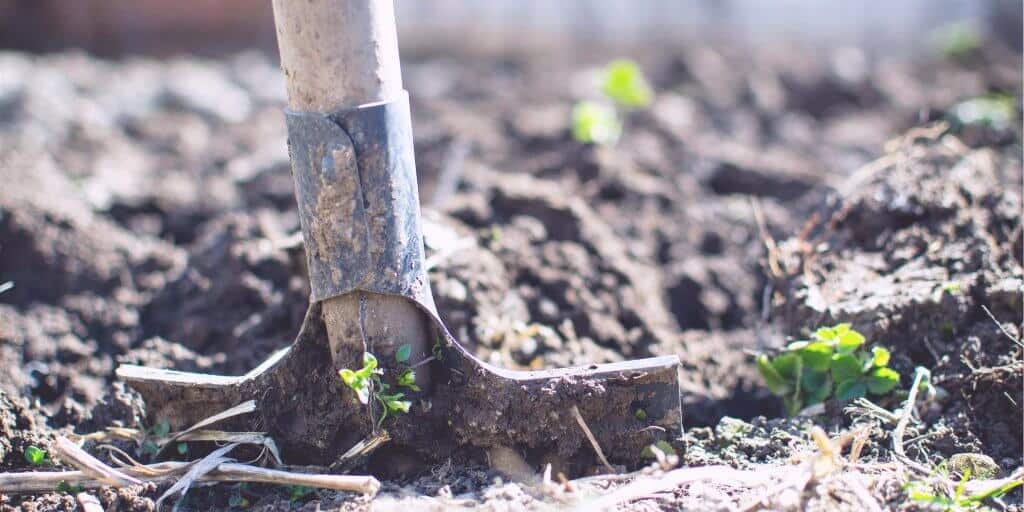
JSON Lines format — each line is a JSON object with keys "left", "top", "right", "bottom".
{"left": 272, "top": 0, "right": 402, "bottom": 112}
{"left": 271, "top": 0, "right": 431, "bottom": 390}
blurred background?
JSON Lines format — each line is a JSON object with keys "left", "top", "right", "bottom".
{"left": 1, "top": 0, "right": 1021, "bottom": 57}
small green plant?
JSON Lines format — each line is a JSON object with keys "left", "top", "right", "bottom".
{"left": 602, "top": 59, "right": 653, "bottom": 109}
{"left": 757, "top": 323, "right": 900, "bottom": 415}
{"left": 287, "top": 485, "right": 313, "bottom": 503}
{"left": 931, "top": 22, "right": 981, "bottom": 61}
{"left": 228, "top": 491, "right": 249, "bottom": 509}
{"left": 56, "top": 481, "right": 83, "bottom": 495}
{"left": 907, "top": 469, "right": 1022, "bottom": 511}
{"left": 949, "top": 93, "right": 1017, "bottom": 131}
{"left": 572, "top": 58, "right": 653, "bottom": 145}
{"left": 572, "top": 101, "right": 621, "bottom": 145}
{"left": 24, "top": 445, "right": 47, "bottom": 466}
{"left": 141, "top": 420, "right": 171, "bottom": 456}
{"left": 339, "top": 347, "right": 417, "bottom": 427}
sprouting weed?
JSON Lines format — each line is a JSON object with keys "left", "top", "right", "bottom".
{"left": 24, "top": 446, "right": 46, "bottom": 466}
{"left": 757, "top": 323, "right": 901, "bottom": 416}
{"left": 339, "top": 349, "right": 418, "bottom": 427}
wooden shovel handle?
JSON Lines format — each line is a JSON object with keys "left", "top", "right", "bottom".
{"left": 272, "top": 0, "right": 403, "bottom": 111}
{"left": 271, "top": 0, "right": 431, "bottom": 388}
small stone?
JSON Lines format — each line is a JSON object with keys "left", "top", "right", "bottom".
{"left": 948, "top": 452, "right": 1000, "bottom": 479}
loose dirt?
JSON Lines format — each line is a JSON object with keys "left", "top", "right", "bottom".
{"left": 0, "top": 37, "right": 1020, "bottom": 510}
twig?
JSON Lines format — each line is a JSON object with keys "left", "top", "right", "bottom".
{"left": 893, "top": 368, "right": 929, "bottom": 458}
{"left": 174, "top": 430, "right": 283, "bottom": 466}
{"left": 571, "top": 405, "right": 615, "bottom": 474}
{"left": 162, "top": 400, "right": 257, "bottom": 449}
{"left": 53, "top": 437, "right": 141, "bottom": 488}
{"left": 750, "top": 197, "right": 783, "bottom": 279}
{"left": 157, "top": 443, "right": 239, "bottom": 511}
{"left": 0, "top": 460, "right": 380, "bottom": 496}
{"left": 581, "top": 465, "right": 788, "bottom": 511}
{"left": 981, "top": 305, "right": 1024, "bottom": 348}
{"left": 331, "top": 430, "right": 391, "bottom": 471}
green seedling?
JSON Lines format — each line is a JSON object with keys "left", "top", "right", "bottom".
{"left": 907, "top": 469, "right": 1022, "bottom": 511}
{"left": 634, "top": 408, "right": 647, "bottom": 421}
{"left": 757, "top": 323, "right": 900, "bottom": 415}
{"left": 572, "top": 101, "right": 621, "bottom": 145}
{"left": 141, "top": 420, "right": 172, "bottom": 456}
{"left": 176, "top": 442, "right": 188, "bottom": 455}
{"left": 24, "top": 445, "right": 46, "bottom": 466}
{"left": 941, "top": 281, "right": 962, "bottom": 295}
{"left": 602, "top": 59, "right": 653, "bottom": 109}
{"left": 56, "top": 481, "right": 83, "bottom": 495}
{"left": 931, "top": 22, "right": 981, "bottom": 61}
{"left": 287, "top": 485, "right": 313, "bottom": 503}
{"left": 228, "top": 491, "right": 250, "bottom": 509}
{"left": 397, "top": 368, "right": 420, "bottom": 392}
{"left": 339, "top": 352, "right": 379, "bottom": 405}
{"left": 949, "top": 93, "right": 1017, "bottom": 131}
{"left": 572, "top": 58, "right": 653, "bottom": 146}
{"left": 339, "top": 350, "right": 414, "bottom": 427}
{"left": 395, "top": 343, "right": 412, "bottom": 363}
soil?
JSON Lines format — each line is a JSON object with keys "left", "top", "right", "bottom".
{"left": 0, "top": 34, "right": 1020, "bottom": 510}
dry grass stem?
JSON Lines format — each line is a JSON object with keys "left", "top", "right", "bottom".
{"left": 571, "top": 405, "right": 615, "bottom": 474}
{"left": 54, "top": 436, "right": 142, "bottom": 488}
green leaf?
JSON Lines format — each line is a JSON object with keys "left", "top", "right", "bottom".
{"left": 395, "top": 344, "right": 412, "bottom": 363}
{"left": 835, "top": 379, "right": 867, "bottom": 401}
{"left": 142, "top": 441, "right": 159, "bottom": 455}
{"left": 56, "top": 481, "right": 82, "bottom": 495}
{"left": 352, "top": 386, "right": 369, "bottom": 404}
{"left": 356, "top": 353, "right": 378, "bottom": 379}
{"left": 572, "top": 101, "right": 621, "bottom": 145}
{"left": 288, "top": 485, "right": 313, "bottom": 503}
{"left": 641, "top": 440, "right": 676, "bottom": 458}
{"left": 152, "top": 421, "right": 170, "bottom": 438}
{"left": 812, "top": 326, "right": 837, "bottom": 342}
{"left": 830, "top": 354, "right": 864, "bottom": 382}
{"left": 801, "top": 370, "right": 831, "bottom": 405}
{"left": 601, "top": 59, "right": 653, "bottom": 108}
{"left": 836, "top": 329, "right": 865, "bottom": 354}
{"left": 339, "top": 369, "right": 359, "bottom": 387}
{"left": 805, "top": 375, "right": 833, "bottom": 405}
{"left": 24, "top": 446, "right": 46, "bottom": 466}
{"left": 229, "top": 492, "right": 249, "bottom": 508}
{"left": 397, "top": 368, "right": 420, "bottom": 392}
{"left": 871, "top": 346, "right": 891, "bottom": 368}
{"left": 798, "top": 342, "right": 834, "bottom": 371}
{"left": 176, "top": 443, "right": 188, "bottom": 455}
{"left": 771, "top": 353, "right": 800, "bottom": 380}
{"left": 756, "top": 355, "right": 792, "bottom": 395}
{"left": 386, "top": 399, "right": 411, "bottom": 415}
{"left": 634, "top": 409, "right": 647, "bottom": 421}
{"left": 867, "top": 367, "right": 900, "bottom": 395}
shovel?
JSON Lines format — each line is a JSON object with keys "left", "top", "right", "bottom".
{"left": 117, "top": 0, "right": 682, "bottom": 473}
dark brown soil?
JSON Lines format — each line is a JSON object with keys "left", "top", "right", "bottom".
{"left": 0, "top": 35, "right": 1020, "bottom": 510}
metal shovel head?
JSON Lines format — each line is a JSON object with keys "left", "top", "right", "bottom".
{"left": 118, "top": 92, "right": 682, "bottom": 472}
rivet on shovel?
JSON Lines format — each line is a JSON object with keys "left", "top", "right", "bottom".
{"left": 117, "top": 0, "right": 682, "bottom": 473}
